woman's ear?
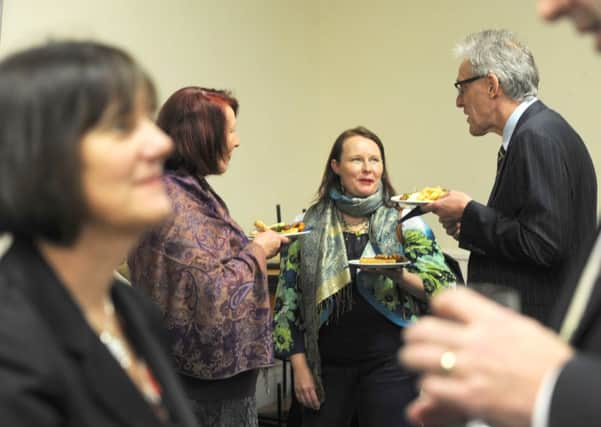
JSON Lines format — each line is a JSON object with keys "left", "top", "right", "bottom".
{"left": 331, "top": 158, "right": 340, "bottom": 175}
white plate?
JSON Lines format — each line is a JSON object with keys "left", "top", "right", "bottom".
{"left": 348, "top": 259, "right": 410, "bottom": 269}
{"left": 390, "top": 195, "right": 433, "bottom": 206}
{"left": 248, "top": 229, "right": 312, "bottom": 240}
{"left": 279, "top": 230, "right": 312, "bottom": 238}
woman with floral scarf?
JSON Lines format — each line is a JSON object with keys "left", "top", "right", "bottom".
{"left": 273, "top": 126, "right": 456, "bottom": 427}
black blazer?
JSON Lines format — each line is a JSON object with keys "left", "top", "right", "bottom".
{"left": 0, "top": 238, "right": 198, "bottom": 427}
{"left": 546, "top": 227, "right": 601, "bottom": 427}
{"left": 459, "top": 101, "right": 597, "bottom": 323}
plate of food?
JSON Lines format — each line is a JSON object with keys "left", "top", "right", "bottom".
{"left": 391, "top": 186, "right": 448, "bottom": 206}
{"left": 250, "top": 220, "right": 312, "bottom": 239}
{"left": 348, "top": 254, "right": 410, "bottom": 269}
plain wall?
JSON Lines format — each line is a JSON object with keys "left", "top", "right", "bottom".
{"left": 1, "top": 0, "right": 599, "bottom": 254}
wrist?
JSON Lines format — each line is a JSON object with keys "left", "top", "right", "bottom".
{"left": 290, "top": 352, "right": 308, "bottom": 369}
{"left": 394, "top": 268, "right": 410, "bottom": 284}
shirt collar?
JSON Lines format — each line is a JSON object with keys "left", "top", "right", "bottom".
{"left": 502, "top": 97, "right": 538, "bottom": 150}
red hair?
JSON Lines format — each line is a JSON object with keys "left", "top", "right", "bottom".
{"left": 157, "top": 86, "right": 238, "bottom": 177}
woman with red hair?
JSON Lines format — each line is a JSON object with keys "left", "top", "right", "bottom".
{"left": 129, "top": 87, "right": 287, "bottom": 426}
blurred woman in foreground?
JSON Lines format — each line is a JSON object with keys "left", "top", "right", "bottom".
{"left": 0, "top": 41, "right": 196, "bottom": 426}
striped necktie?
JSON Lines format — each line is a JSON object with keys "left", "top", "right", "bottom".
{"left": 497, "top": 145, "right": 506, "bottom": 169}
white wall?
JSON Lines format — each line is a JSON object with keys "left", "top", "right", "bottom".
{"left": 1, "top": 0, "right": 599, "bottom": 255}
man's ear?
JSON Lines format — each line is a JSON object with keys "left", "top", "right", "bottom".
{"left": 488, "top": 74, "right": 501, "bottom": 97}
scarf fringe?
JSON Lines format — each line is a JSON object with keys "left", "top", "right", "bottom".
{"left": 317, "top": 282, "right": 354, "bottom": 324}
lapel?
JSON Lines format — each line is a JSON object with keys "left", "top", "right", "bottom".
{"left": 113, "top": 285, "right": 198, "bottom": 427}
{"left": 9, "top": 239, "right": 176, "bottom": 427}
{"left": 548, "top": 228, "right": 597, "bottom": 332}
{"left": 566, "top": 227, "right": 601, "bottom": 344}
{"left": 570, "top": 272, "right": 601, "bottom": 344}
{"left": 488, "top": 101, "right": 546, "bottom": 204}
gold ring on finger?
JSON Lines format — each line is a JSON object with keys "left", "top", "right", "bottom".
{"left": 439, "top": 350, "right": 456, "bottom": 374}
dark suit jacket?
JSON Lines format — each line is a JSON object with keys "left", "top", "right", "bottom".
{"left": 545, "top": 227, "right": 601, "bottom": 427}
{"left": 459, "top": 101, "right": 597, "bottom": 323}
{"left": 0, "top": 238, "right": 198, "bottom": 427}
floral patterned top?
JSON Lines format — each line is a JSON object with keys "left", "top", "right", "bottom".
{"left": 273, "top": 210, "right": 455, "bottom": 358}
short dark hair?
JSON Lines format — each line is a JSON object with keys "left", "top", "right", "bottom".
{"left": 316, "top": 126, "right": 396, "bottom": 207}
{"left": 157, "top": 87, "right": 239, "bottom": 177}
{"left": 0, "top": 41, "right": 156, "bottom": 245}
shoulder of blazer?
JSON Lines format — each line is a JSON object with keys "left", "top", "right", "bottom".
{"left": 0, "top": 239, "right": 96, "bottom": 358}
{"left": 0, "top": 242, "right": 90, "bottom": 417}
{"left": 0, "top": 270, "right": 61, "bottom": 375}
{"left": 512, "top": 100, "right": 548, "bottom": 134}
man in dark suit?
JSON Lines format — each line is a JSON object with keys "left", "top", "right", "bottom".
{"left": 424, "top": 29, "right": 597, "bottom": 323}
{"left": 399, "top": 5, "right": 601, "bottom": 427}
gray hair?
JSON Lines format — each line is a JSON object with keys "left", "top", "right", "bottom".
{"left": 454, "top": 29, "right": 539, "bottom": 101}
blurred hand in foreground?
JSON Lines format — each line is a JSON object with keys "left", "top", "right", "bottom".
{"left": 399, "top": 287, "right": 574, "bottom": 427}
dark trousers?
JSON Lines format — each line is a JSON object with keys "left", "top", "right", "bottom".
{"left": 301, "top": 355, "right": 417, "bottom": 427}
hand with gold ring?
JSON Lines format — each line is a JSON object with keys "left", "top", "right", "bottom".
{"left": 399, "top": 288, "right": 574, "bottom": 427}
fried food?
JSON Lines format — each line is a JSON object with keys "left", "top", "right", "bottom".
{"left": 253, "top": 220, "right": 306, "bottom": 235}
{"left": 277, "top": 222, "right": 305, "bottom": 234}
{"left": 359, "top": 254, "right": 407, "bottom": 264}
{"left": 254, "top": 220, "right": 269, "bottom": 232}
{"left": 400, "top": 186, "right": 448, "bottom": 202}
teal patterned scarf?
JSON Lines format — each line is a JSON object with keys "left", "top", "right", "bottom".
{"left": 303, "top": 186, "right": 385, "bottom": 305}
{"left": 329, "top": 185, "right": 384, "bottom": 218}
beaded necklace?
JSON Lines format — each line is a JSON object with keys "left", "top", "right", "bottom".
{"left": 338, "top": 211, "right": 369, "bottom": 236}
{"left": 100, "top": 299, "right": 132, "bottom": 369}
{"left": 99, "top": 299, "right": 165, "bottom": 411}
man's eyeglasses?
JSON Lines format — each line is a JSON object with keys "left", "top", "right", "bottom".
{"left": 454, "top": 75, "right": 486, "bottom": 96}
